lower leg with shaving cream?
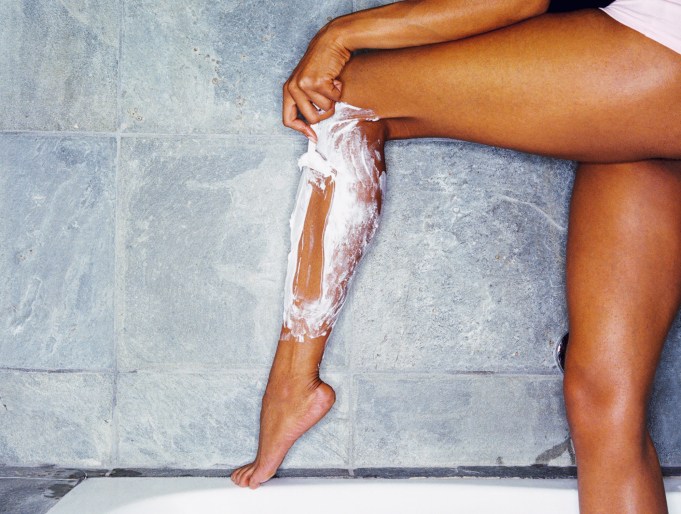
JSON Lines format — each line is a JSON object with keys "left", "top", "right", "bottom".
{"left": 281, "top": 102, "right": 387, "bottom": 343}
{"left": 229, "top": 102, "right": 387, "bottom": 489}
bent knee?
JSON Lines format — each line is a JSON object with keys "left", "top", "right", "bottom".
{"left": 563, "top": 364, "right": 649, "bottom": 443}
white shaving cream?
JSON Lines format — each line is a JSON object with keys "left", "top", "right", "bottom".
{"left": 281, "top": 102, "right": 387, "bottom": 342}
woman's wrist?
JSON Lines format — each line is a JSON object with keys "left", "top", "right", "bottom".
{"left": 325, "top": 15, "right": 360, "bottom": 52}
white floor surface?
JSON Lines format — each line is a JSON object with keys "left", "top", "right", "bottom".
{"left": 44, "top": 476, "right": 681, "bottom": 514}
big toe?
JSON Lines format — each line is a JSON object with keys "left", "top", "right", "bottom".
{"left": 248, "top": 465, "right": 276, "bottom": 489}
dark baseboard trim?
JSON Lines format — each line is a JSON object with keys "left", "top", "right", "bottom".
{"left": 352, "top": 466, "right": 578, "bottom": 479}
{"left": 2, "top": 465, "right": 680, "bottom": 481}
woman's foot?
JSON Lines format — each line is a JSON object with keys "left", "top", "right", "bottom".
{"left": 230, "top": 337, "right": 335, "bottom": 489}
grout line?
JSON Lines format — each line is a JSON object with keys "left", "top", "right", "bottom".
{"left": 117, "top": 132, "right": 302, "bottom": 140}
{"left": 347, "top": 298, "right": 356, "bottom": 476}
{"left": 0, "top": 368, "right": 113, "bottom": 374}
{"left": 0, "top": 129, "right": 297, "bottom": 140}
{"left": 110, "top": 0, "right": 124, "bottom": 470}
{"left": 348, "top": 371, "right": 355, "bottom": 477}
{"left": 0, "top": 129, "right": 456, "bottom": 145}
{"left": 0, "top": 366, "right": 561, "bottom": 377}
{"left": 350, "top": 370, "right": 562, "bottom": 378}
{"left": 0, "top": 366, "right": 341, "bottom": 374}
{"left": 0, "top": 130, "right": 118, "bottom": 137}
{"left": 116, "top": 366, "right": 348, "bottom": 373}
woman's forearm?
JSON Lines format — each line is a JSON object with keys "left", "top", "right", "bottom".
{"left": 328, "top": 0, "right": 550, "bottom": 51}
{"left": 282, "top": 0, "right": 551, "bottom": 135}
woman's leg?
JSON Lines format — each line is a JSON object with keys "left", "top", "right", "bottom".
{"left": 235, "top": 6, "right": 681, "bottom": 490}
{"left": 231, "top": 109, "right": 387, "bottom": 489}
{"left": 329, "top": 9, "right": 681, "bottom": 510}
{"left": 564, "top": 160, "right": 681, "bottom": 514}
{"left": 338, "top": 9, "right": 681, "bottom": 162}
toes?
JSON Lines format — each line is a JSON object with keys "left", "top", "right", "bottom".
{"left": 229, "top": 468, "right": 238, "bottom": 484}
{"left": 231, "top": 462, "right": 274, "bottom": 489}
{"left": 248, "top": 473, "right": 262, "bottom": 489}
{"left": 248, "top": 466, "right": 275, "bottom": 489}
{"left": 230, "top": 465, "right": 244, "bottom": 484}
{"left": 231, "top": 464, "right": 252, "bottom": 487}
{"left": 230, "top": 466, "right": 242, "bottom": 484}
{"left": 237, "top": 465, "right": 254, "bottom": 487}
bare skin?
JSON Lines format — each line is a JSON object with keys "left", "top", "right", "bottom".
{"left": 232, "top": 120, "right": 386, "bottom": 489}
{"left": 333, "top": 10, "right": 681, "bottom": 161}
{"left": 232, "top": 4, "right": 681, "bottom": 511}
{"left": 565, "top": 160, "right": 681, "bottom": 514}
{"left": 230, "top": 329, "right": 336, "bottom": 489}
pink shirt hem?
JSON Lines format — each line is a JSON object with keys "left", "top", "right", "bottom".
{"left": 600, "top": 0, "right": 681, "bottom": 55}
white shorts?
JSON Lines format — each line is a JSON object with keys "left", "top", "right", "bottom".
{"left": 600, "top": 0, "right": 681, "bottom": 55}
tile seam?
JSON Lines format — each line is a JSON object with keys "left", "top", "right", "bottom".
{"left": 350, "top": 371, "right": 562, "bottom": 379}
{"left": 0, "top": 368, "right": 114, "bottom": 374}
{"left": 348, "top": 371, "right": 355, "bottom": 477}
{"left": 110, "top": 0, "right": 124, "bottom": 469}
{"left": 0, "top": 130, "right": 300, "bottom": 140}
{"left": 0, "top": 130, "right": 456, "bottom": 144}
{"left": 0, "top": 130, "right": 118, "bottom": 137}
{"left": 0, "top": 367, "right": 561, "bottom": 377}
{"left": 347, "top": 299, "right": 356, "bottom": 476}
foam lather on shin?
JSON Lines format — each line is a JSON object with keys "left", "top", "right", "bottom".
{"left": 282, "top": 102, "right": 386, "bottom": 342}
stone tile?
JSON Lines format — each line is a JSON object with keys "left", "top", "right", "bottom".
{"left": 353, "top": 374, "right": 571, "bottom": 467}
{"left": 0, "top": 371, "right": 113, "bottom": 467}
{"left": 347, "top": 141, "right": 575, "bottom": 373}
{"left": 117, "top": 136, "right": 347, "bottom": 370}
{"left": 0, "top": 135, "right": 116, "bottom": 370}
{"left": 0, "top": 478, "right": 79, "bottom": 514}
{"left": 115, "top": 371, "right": 349, "bottom": 468}
{"left": 120, "top": 0, "right": 352, "bottom": 134}
{"left": 650, "top": 312, "right": 681, "bottom": 467}
{"left": 0, "top": 0, "right": 118, "bottom": 131}
{"left": 354, "top": 0, "right": 396, "bottom": 10}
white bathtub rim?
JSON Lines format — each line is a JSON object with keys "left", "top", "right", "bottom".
{"left": 45, "top": 476, "right": 681, "bottom": 514}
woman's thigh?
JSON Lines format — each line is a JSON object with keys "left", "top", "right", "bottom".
{"left": 338, "top": 9, "right": 681, "bottom": 163}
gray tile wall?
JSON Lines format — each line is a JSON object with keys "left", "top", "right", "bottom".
{"left": 1, "top": 0, "right": 679, "bottom": 472}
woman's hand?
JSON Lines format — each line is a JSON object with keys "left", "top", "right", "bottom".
{"left": 283, "top": 23, "right": 352, "bottom": 141}
{"left": 282, "top": 0, "right": 552, "bottom": 140}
